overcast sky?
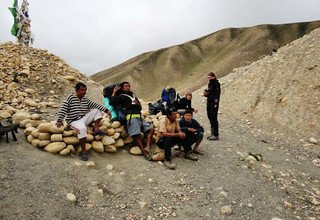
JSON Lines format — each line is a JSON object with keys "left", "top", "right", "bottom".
{"left": 1, "top": 0, "right": 319, "bottom": 76}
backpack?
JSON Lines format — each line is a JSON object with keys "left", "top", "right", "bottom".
{"left": 161, "top": 87, "right": 177, "bottom": 108}
{"left": 174, "top": 93, "right": 182, "bottom": 109}
{"left": 148, "top": 100, "right": 165, "bottom": 115}
{"left": 167, "top": 88, "right": 176, "bottom": 106}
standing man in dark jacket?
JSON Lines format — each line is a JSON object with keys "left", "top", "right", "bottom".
{"left": 109, "top": 82, "right": 154, "bottom": 160}
{"left": 204, "top": 72, "right": 221, "bottom": 140}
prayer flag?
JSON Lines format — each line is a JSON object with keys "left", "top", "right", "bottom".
{"left": 8, "top": 0, "right": 19, "bottom": 36}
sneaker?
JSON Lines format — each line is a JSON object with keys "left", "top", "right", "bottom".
{"left": 184, "top": 153, "right": 199, "bottom": 161}
{"left": 163, "top": 161, "right": 176, "bottom": 170}
{"left": 208, "top": 135, "right": 219, "bottom": 141}
{"left": 79, "top": 152, "right": 88, "bottom": 161}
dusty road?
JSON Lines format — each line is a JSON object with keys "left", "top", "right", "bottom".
{"left": 0, "top": 92, "right": 319, "bottom": 220}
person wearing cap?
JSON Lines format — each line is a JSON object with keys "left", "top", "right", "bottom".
{"left": 203, "top": 72, "right": 221, "bottom": 140}
{"left": 109, "top": 82, "right": 154, "bottom": 160}
{"left": 56, "top": 82, "right": 110, "bottom": 161}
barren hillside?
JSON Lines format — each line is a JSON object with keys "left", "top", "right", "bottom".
{"left": 91, "top": 21, "right": 320, "bottom": 101}
{"left": 219, "top": 28, "right": 320, "bottom": 137}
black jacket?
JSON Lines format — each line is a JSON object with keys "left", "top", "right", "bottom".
{"left": 179, "top": 118, "right": 204, "bottom": 134}
{"left": 207, "top": 79, "right": 221, "bottom": 103}
{"left": 109, "top": 91, "right": 142, "bottom": 115}
{"left": 178, "top": 97, "right": 194, "bottom": 111}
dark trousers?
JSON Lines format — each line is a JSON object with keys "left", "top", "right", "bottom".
{"left": 157, "top": 136, "right": 181, "bottom": 161}
{"left": 182, "top": 132, "right": 204, "bottom": 153}
{"left": 207, "top": 102, "right": 219, "bottom": 136}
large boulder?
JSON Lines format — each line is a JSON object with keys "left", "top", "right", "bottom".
{"left": 44, "top": 142, "right": 66, "bottom": 153}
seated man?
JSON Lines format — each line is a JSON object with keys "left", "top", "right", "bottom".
{"left": 179, "top": 109, "right": 204, "bottom": 157}
{"left": 109, "top": 82, "right": 154, "bottom": 160}
{"left": 157, "top": 108, "right": 185, "bottom": 170}
{"left": 177, "top": 92, "right": 198, "bottom": 115}
{"left": 56, "top": 82, "right": 109, "bottom": 161}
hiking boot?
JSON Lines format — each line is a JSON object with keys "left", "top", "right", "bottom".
{"left": 208, "top": 135, "right": 219, "bottom": 141}
{"left": 184, "top": 153, "right": 198, "bottom": 161}
{"left": 163, "top": 161, "right": 176, "bottom": 170}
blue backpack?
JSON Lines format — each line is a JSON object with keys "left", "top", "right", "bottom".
{"left": 161, "top": 87, "right": 177, "bottom": 108}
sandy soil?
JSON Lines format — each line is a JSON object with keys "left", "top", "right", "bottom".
{"left": 0, "top": 92, "right": 319, "bottom": 220}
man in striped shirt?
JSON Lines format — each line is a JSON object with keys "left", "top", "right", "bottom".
{"left": 56, "top": 82, "right": 109, "bottom": 161}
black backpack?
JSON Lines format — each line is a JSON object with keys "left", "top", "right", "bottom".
{"left": 166, "top": 88, "right": 177, "bottom": 108}
{"left": 148, "top": 100, "right": 165, "bottom": 115}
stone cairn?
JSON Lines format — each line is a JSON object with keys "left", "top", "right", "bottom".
{"left": 0, "top": 42, "right": 88, "bottom": 119}
{"left": 0, "top": 42, "right": 166, "bottom": 160}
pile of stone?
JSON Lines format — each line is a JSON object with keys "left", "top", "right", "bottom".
{"left": 0, "top": 42, "right": 99, "bottom": 121}
{"left": 14, "top": 109, "right": 165, "bottom": 160}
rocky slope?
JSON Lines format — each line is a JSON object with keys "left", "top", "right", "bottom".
{"left": 219, "top": 28, "right": 320, "bottom": 137}
{"left": 0, "top": 42, "right": 103, "bottom": 121}
{"left": 91, "top": 21, "right": 320, "bottom": 101}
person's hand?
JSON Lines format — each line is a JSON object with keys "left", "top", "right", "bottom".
{"left": 111, "top": 85, "right": 121, "bottom": 96}
{"left": 194, "top": 108, "right": 198, "bottom": 113}
{"left": 188, "top": 128, "right": 197, "bottom": 133}
{"left": 113, "top": 85, "right": 121, "bottom": 92}
{"left": 105, "top": 110, "right": 111, "bottom": 116}
{"left": 56, "top": 121, "right": 63, "bottom": 128}
{"left": 177, "top": 132, "right": 186, "bottom": 139}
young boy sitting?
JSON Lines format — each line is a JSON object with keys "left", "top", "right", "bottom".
{"left": 178, "top": 109, "right": 204, "bottom": 158}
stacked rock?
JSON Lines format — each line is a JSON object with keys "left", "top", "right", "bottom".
{"left": 22, "top": 114, "right": 132, "bottom": 156}
{"left": 0, "top": 42, "right": 102, "bottom": 120}
{"left": 18, "top": 109, "right": 166, "bottom": 160}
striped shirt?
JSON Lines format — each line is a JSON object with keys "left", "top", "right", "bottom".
{"left": 57, "top": 94, "right": 107, "bottom": 124}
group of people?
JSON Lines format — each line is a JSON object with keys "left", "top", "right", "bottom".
{"left": 56, "top": 72, "right": 221, "bottom": 170}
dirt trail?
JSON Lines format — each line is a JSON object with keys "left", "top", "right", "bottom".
{"left": 0, "top": 91, "right": 319, "bottom": 220}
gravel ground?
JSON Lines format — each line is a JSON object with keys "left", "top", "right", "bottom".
{"left": 0, "top": 93, "right": 319, "bottom": 220}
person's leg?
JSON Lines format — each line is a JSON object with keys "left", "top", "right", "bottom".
{"left": 193, "top": 132, "right": 204, "bottom": 154}
{"left": 78, "top": 138, "right": 87, "bottom": 160}
{"left": 162, "top": 136, "right": 173, "bottom": 161}
{"left": 160, "top": 136, "right": 177, "bottom": 169}
{"left": 207, "top": 102, "right": 219, "bottom": 140}
{"left": 212, "top": 107, "right": 219, "bottom": 137}
{"left": 133, "top": 135, "right": 150, "bottom": 159}
{"left": 82, "top": 109, "right": 104, "bottom": 134}
{"left": 144, "top": 128, "right": 154, "bottom": 154}
{"left": 70, "top": 119, "right": 88, "bottom": 160}
{"left": 141, "top": 120, "right": 154, "bottom": 154}
{"left": 177, "top": 109, "right": 186, "bottom": 115}
{"left": 206, "top": 102, "right": 213, "bottom": 135}
{"left": 181, "top": 133, "right": 193, "bottom": 153}
{"left": 181, "top": 134, "right": 198, "bottom": 161}
{"left": 128, "top": 118, "right": 151, "bottom": 159}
